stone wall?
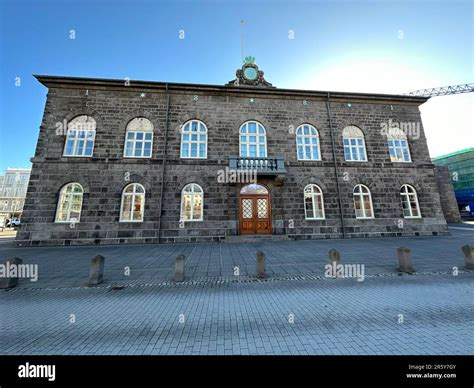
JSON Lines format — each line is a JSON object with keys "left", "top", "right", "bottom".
{"left": 434, "top": 165, "right": 462, "bottom": 223}
{"left": 16, "top": 79, "right": 449, "bottom": 246}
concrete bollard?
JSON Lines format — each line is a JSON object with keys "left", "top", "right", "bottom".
{"left": 397, "top": 247, "right": 414, "bottom": 273}
{"left": 256, "top": 251, "right": 266, "bottom": 279}
{"left": 88, "top": 255, "right": 105, "bottom": 286}
{"left": 173, "top": 254, "right": 185, "bottom": 282}
{"left": 462, "top": 245, "right": 474, "bottom": 269}
{"left": 0, "top": 257, "right": 23, "bottom": 289}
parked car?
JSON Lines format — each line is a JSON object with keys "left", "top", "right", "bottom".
{"left": 6, "top": 218, "right": 21, "bottom": 227}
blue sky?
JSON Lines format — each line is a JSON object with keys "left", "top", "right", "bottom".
{"left": 0, "top": 0, "right": 473, "bottom": 172}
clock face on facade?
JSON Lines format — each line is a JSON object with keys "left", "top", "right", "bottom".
{"left": 243, "top": 66, "right": 257, "bottom": 80}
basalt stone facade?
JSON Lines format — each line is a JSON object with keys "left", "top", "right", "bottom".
{"left": 16, "top": 63, "right": 449, "bottom": 246}
{"left": 434, "top": 166, "right": 462, "bottom": 223}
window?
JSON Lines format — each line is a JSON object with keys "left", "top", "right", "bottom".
{"left": 240, "top": 184, "right": 268, "bottom": 195}
{"left": 343, "top": 126, "right": 367, "bottom": 161}
{"left": 400, "top": 184, "right": 421, "bottom": 218}
{"left": 387, "top": 128, "right": 411, "bottom": 162}
{"left": 304, "top": 184, "right": 325, "bottom": 219}
{"left": 180, "top": 183, "right": 203, "bottom": 221}
{"left": 239, "top": 121, "right": 267, "bottom": 158}
{"left": 353, "top": 184, "right": 374, "bottom": 219}
{"left": 124, "top": 117, "right": 153, "bottom": 158}
{"left": 55, "top": 183, "right": 83, "bottom": 222}
{"left": 63, "top": 115, "right": 96, "bottom": 157}
{"left": 181, "top": 119, "right": 207, "bottom": 158}
{"left": 120, "top": 183, "right": 145, "bottom": 222}
{"left": 296, "top": 124, "right": 321, "bottom": 160}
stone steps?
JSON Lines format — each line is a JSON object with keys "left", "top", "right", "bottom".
{"left": 224, "top": 234, "right": 290, "bottom": 243}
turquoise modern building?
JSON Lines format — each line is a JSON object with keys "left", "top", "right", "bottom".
{"left": 433, "top": 148, "right": 474, "bottom": 217}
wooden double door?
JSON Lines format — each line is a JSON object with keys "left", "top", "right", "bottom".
{"left": 239, "top": 184, "right": 272, "bottom": 234}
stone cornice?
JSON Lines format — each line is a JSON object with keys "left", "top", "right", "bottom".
{"left": 34, "top": 75, "right": 429, "bottom": 105}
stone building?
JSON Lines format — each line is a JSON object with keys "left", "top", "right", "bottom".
{"left": 0, "top": 168, "right": 31, "bottom": 222}
{"left": 16, "top": 59, "right": 449, "bottom": 246}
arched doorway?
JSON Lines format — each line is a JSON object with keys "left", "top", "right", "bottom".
{"left": 239, "top": 183, "right": 272, "bottom": 234}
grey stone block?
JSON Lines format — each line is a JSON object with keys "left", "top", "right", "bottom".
{"left": 173, "top": 254, "right": 185, "bottom": 282}
{"left": 256, "top": 251, "right": 266, "bottom": 279}
{"left": 0, "top": 257, "right": 23, "bottom": 289}
{"left": 328, "top": 249, "right": 340, "bottom": 265}
{"left": 88, "top": 255, "right": 105, "bottom": 286}
{"left": 461, "top": 245, "right": 474, "bottom": 269}
{"left": 397, "top": 247, "right": 414, "bottom": 273}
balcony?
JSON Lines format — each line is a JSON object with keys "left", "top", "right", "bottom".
{"left": 228, "top": 156, "right": 286, "bottom": 175}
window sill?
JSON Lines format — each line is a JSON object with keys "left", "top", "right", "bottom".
{"left": 62, "top": 155, "right": 93, "bottom": 158}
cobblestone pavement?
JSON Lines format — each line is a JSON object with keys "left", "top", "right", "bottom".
{"left": 0, "top": 227, "right": 473, "bottom": 355}
{"left": 1, "top": 274, "right": 473, "bottom": 355}
{"left": 0, "top": 228, "right": 472, "bottom": 289}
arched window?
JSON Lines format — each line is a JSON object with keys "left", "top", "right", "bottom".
{"left": 180, "top": 120, "right": 207, "bottom": 158}
{"left": 120, "top": 183, "right": 145, "bottom": 222}
{"left": 240, "top": 184, "right": 268, "bottom": 195}
{"left": 55, "top": 183, "right": 83, "bottom": 222}
{"left": 304, "top": 184, "right": 325, "bottom": 220}
{"left": 353, "top": 184, "right": 374, "bottom": 219}
{"left": 342, "top": 126, "right": 367, "bottom": 161}
{"left": 63, "top": 115, "right": 96, "bottom": 157}
{"left": 180, "top": 183, "right": 203, "bottom": 221}
{"left": 296, "top": 124, "right": 321, "bottom": 160}
{"left": 239, "top": 121, "right": 267, "bottom": 158}
{"left": 124, "top": 117, "right": 153, "bottom": 158}
{"left": 400, "top": 184, "right": 421, "bottom": 218}
{"left": 387, "top": 127, "right": 411, "bottom": 162}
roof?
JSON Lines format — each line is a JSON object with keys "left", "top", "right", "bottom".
{"left": 432, "top": 148, "right": 474, "bottom": 161}
{"left": 33, "top": 74, "right": 430, "bottom": 104}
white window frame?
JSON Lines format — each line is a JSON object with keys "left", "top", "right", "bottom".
{"left": 239, "top": 120, "right": 267, "bottom": 158}
{"left": 55, "top": 182, "right": 84, "bottom": 223}
{"left": 123, "top": 117, "right": 154, "bottom": 158}
{"left": 388, "top": 138, "right": 411, "bottom": 163}
{"left": 400, "top": 184, "right": 421, "bottom": 218}
{"left": 343, "top": 126, "right": 367, "bottom": 162}
{"left": 120, "top": 183, "right": 145, "bottom": 223}
{"left": 353, "top": 184, "right": 374, "bottom": 219}
{"left": 296, "top": 124, "right": 321, "bottom": 161}
{"left": 180, "top": 183, "right": 204, "bottom": 222}
{"left": 304, "top": 184, "right": 325, "bottom": 220}
{"left": 180, "top": 119, "right": 208, "bottom": 159}
{"left": 63, "top": 115, "right": 97, "bottom": 157}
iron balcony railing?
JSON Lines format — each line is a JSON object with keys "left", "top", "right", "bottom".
{"left": 228, "top": 156, "right": 286, "bottom": 175}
